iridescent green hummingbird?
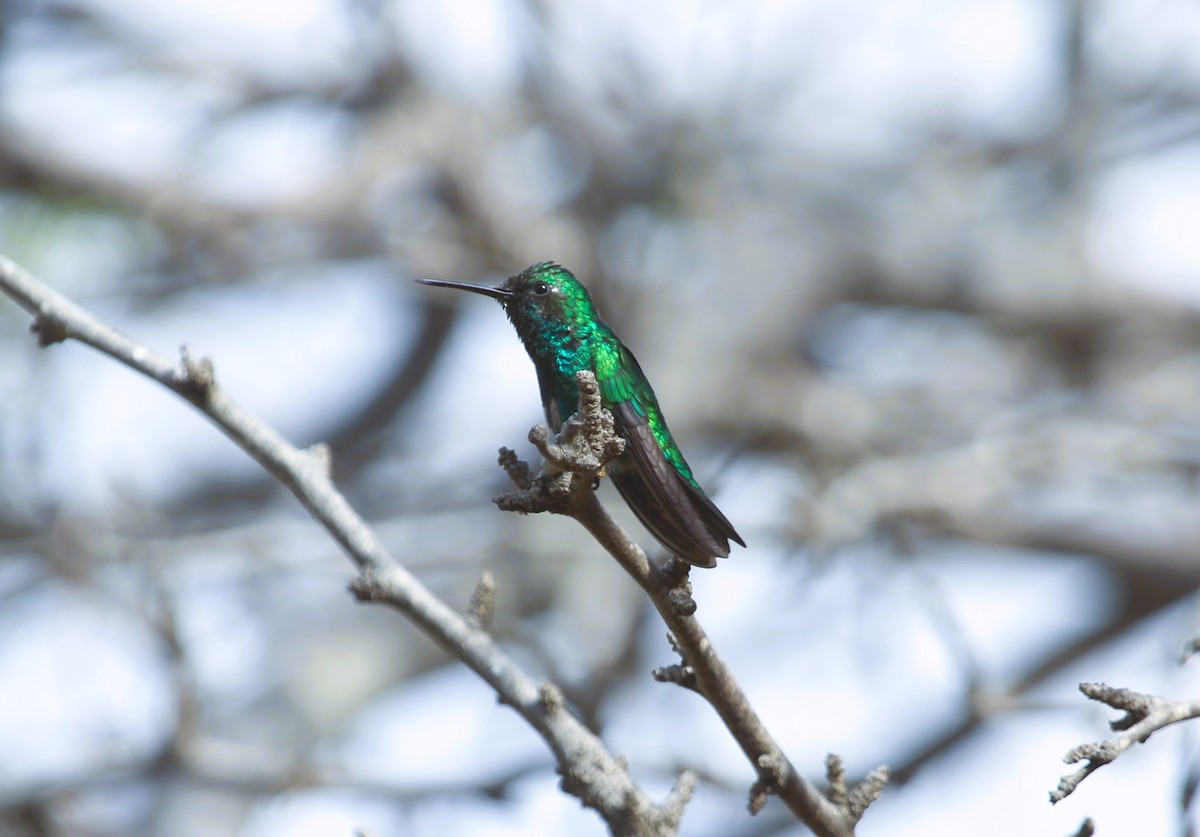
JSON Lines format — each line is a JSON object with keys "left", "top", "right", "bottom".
{"left": 418, "top": 262, "right": 744, "bottom": 568}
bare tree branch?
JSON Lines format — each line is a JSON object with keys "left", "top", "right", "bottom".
{"left": 1052, "top": 682, "right": 1200, "bottom": 803}
{"left": 495, "top": 369, "right": 888, "bottom": 836}
{"left": 0, "top": 254, "right": 693, "bottom": 836}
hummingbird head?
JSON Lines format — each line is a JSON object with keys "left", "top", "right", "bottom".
{"left": 418, "top": 262, "right": 599, "bottom": 349}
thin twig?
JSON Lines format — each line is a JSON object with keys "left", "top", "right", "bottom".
{"left": 1052, "top": 682, "right": 1200, "bottom": 803}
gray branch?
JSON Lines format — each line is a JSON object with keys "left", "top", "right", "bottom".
{"left": 1052, "top": 682, "right": 1200, "bottom": 803}
{"left": 0, "top": 254, "right": 692, "bottom": 837}
{"left": 495, "top": 370, "right": 888, "bottom": 837}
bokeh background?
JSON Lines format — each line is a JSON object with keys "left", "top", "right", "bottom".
{"left": 2, "top": 0, "right": 1200, "bottom": 834}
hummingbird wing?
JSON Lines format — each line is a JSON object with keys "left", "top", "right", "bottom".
{"left": 599, "top": 352, "right": 744, "bottom": 568}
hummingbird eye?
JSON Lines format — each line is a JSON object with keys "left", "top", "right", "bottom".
{"left": 532, "top": 281, "right": 550, "bottom": 296}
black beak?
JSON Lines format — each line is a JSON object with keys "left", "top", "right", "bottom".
{"left": 416, "top": 278, "right": 511, "bottom": 300}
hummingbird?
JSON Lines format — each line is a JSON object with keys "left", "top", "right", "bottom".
{"left": 418, "top": 262, "right": 744, "bottom": 568}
